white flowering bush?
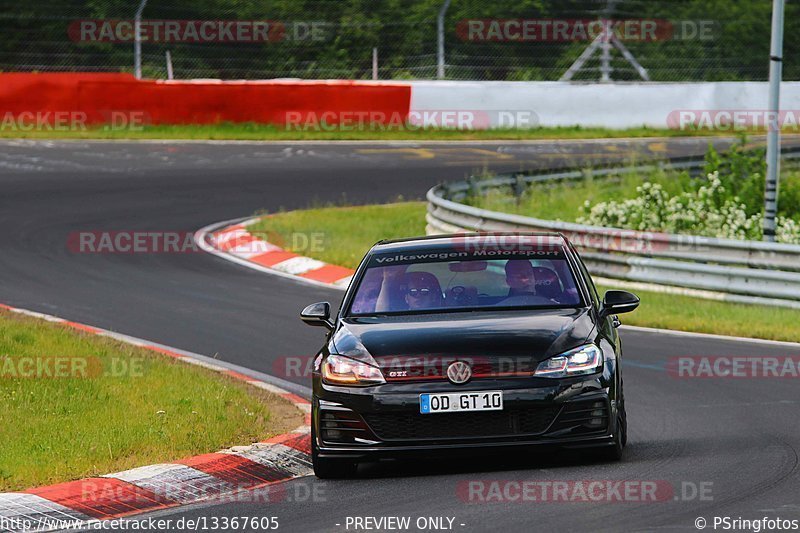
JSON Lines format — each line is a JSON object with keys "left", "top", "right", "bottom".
{"left": 577, "top": 172, "right": 800, "bottom": 243}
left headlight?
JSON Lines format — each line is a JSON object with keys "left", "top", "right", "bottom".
{"left": 322, "top": 354, "right": 386, "bottom": 386}
{"left": 533, "top": 344, "right": 603, "bottom": 378}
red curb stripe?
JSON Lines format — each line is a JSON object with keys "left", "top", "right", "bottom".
{"left": 262, "top": 433, "right": 298, "bottom": 445}
{"left": 249, "top": 250, "right": 299, "bottom": 268}
{"left": 178, "top": 453, "right": 292, "bottom": 487}
{"left": 299, "top": 264, "right": 355, "bottom": 283}
{"left": 26, "top": 478, "right": 176, "bottom": 519}
{"left": 261, "top": 433, "right": 311, "bottom": 454}
{"left": 144, "top": 346, "right": 184, "bottom": 359}
{"left": 64, "top": 321, "right": 102, "bottom": 334}
{"left": 224, "top": 369, "right": 254, "bottom": 382}
{"left": 283, "top": 433, "right": 312, "bottom": 455}
{"left": 278, "top": 392, "right": 309, "bottom": 405}
{"left": 260, "top": 433, "right": 311, "bottom": 454}
{"left": 0, "top": 303, "right": 13, "bottom": 310}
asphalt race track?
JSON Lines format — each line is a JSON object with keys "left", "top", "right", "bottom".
{"left": 2, "top": 137, "right": 800, "bottom": 532}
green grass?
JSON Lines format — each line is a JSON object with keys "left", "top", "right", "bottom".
{"left": 251, "top": 202, "right": 800, "bottom": 343}
{"left": 0, "top": 123, "right": 737, "bottom": 141}
{"left": 0, "top": 311, "right": 302, "bottom": 491}
{"left": 250, "top": 202, "right": 427, "bottom": 268}
{"left": 471, "top": 172, "right": 653, "bottom": 223}
{"left": 470, "top": 161, "right": 800, "bottom": 224}
{"left": 594, "top": 284, "right": 800, "bottom": 341}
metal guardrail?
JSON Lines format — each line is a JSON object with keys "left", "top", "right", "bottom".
{"left": 426, "top": 150, "right": 800, "bottom": 309}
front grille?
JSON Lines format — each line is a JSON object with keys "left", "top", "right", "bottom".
{"left": 363, "top": 406, "right": 560, "bottom": 441}
{"left": 375, "top": 355, "right": 537, "bottom": 383}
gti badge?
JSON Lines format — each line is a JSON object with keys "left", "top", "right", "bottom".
{"left": 446, "top": 361, "right": 472, "bottom": 384}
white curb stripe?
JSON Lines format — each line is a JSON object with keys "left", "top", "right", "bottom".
{"left": 271, "top": 256, "right": 326, "bottom": 275}
{"left": 222, "top": 444, "right": 312, "bottom": 478}
{"left": 333, "top": 276, "right": 353, "bottom": 288}
{"left": 5, "top": 308, "right": 65, "bottom": 323}
{"left": 229, "top": 240, "right": 282, "bottom": 258}
{"left": 178, "top": 357, "right": 230, "bottom": 373}
{"left": 247, "top": 381, "right": 290, "bottom": 394}
{"left": 103, "top": 464, "right": 235, "bottom": 505}
{"left": 0, "top": 493, "right": 92, "bottom": 532}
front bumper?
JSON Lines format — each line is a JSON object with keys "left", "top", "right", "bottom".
{"left": 313, "top": 375, "right": 619, "bottom": 460}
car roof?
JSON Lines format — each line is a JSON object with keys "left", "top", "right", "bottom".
{"left": 370, "top": 232, "right": 569, "bottom": 254}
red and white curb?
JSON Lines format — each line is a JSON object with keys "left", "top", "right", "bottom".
{"left": 195, "top": 217, "right": 353, "bottom": 291}
{"left": 0, "top": 303, "right": 311, "bottom": 533}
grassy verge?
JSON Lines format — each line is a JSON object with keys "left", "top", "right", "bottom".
{"left": 0, "top": 310, "right": 302, "bottom": 491}
{"left": 251, "top": 203, "right": 800, "bottom": 343}
{"left": 0, "top": 123, "right": 737, "bottom": 141}
{"left": 470, "top": 159, "right": 800, "bottom": 225}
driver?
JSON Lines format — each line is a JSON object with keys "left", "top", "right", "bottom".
{"left": 504, "top": 260, "right": 537, "bottom": 297}
{"left": 404, "top": 272, "right": 444, "bottom": 310}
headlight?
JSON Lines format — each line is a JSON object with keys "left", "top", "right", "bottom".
{"left": 534, "top": 344, "right": 603, "bottom": 378}
{"left": 322, "top": 354, "right": 386, "bottom": 386}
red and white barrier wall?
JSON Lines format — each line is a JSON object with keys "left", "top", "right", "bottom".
{"left": 0, "top": 73, "right": 411, "bottom": 126}
{"left": 4, "top": 73, "right": 800, "bottom": 130}
{"left": 408, "top": 80, "right": 800, "bottom": 129}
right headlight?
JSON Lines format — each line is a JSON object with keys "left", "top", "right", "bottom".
{"left": 322, "top": 354, "right": 386, "bottom": 386}
{"left": 533, "top": 344, "right": 603, "bottom": 378}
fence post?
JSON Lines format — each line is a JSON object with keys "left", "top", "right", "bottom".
{"left": 165, "top": 50, "right": 173, "bottom": 80}
{"left": 134, "top": 0, "right": 148, "bottom": 79}
{"left": 763, "top": 0, "right": 785, "bottom": 242}
{"left": 437, "top": 0, "right": 452, "bottom": 79}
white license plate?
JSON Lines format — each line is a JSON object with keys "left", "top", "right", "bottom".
{"left": 419, "top": 391, "right": 503, "bottom": 414}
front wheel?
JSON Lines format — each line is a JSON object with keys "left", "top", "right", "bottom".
{"left": 596, "top": 413, "right": 626, "bottom": 462}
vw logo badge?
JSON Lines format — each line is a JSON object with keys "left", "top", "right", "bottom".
{"left": 446, "top": 361, "right": 472, "bottom": 385}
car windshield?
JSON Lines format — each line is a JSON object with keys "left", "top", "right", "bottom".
{"left": 347, "top": 250, "right": 583, "bottom": 316}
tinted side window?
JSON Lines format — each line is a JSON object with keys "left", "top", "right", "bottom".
{"left": 569, "top": 245, "right": 600, "bottom": 308}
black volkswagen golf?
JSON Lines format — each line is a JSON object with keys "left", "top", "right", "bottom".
{"left": 300, "top": 233, "right": 639, "bottom": 478}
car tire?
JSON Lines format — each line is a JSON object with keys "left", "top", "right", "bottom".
{"left": 311, "top": 426, "right": 358, "bottom": 479}
{"left": 597, "top": 413, "right": 625, "bottom": 462}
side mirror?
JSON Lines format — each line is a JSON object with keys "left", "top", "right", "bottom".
{"left": 601, "top": 290, "right": 640, "bottom": 317}
{"left": 300, "top": 301, "right": 334, "bottom": 330}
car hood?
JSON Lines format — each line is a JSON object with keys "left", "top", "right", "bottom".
{"left": 337, "top": 308, "right": 595, "bottom": 362}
